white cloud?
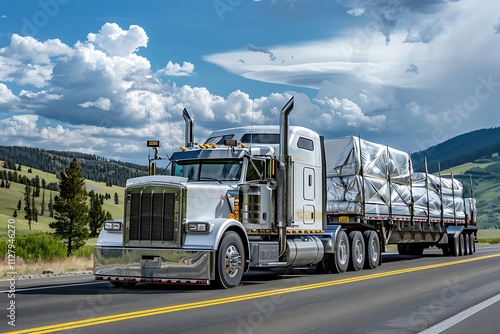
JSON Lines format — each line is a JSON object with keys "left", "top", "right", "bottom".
{"left": 0, "top": 34, "right": 72, "bottom": 64}
{"left": 79, "top": 97, "right": 111, "bottom": 111}
{"left": 1, "top": 115, "right": 39, "bottom": 137}
{"left": 112, "top": 143, "right": 141, "bottom": 154}
{"left": 160, "top": 61, "right": 195, "bottom": 76}
{"left": 86, "top": 23, "right": 148, "bottom": 57}
{"left": 0, "top": 84, "right": 18, "bottom": 105}
{"left": 0, "top": 34, "right": 72, "bottom": 87}
{"left": 495, "top": 17, "right": 500, "bottom": 33}
{"left": 339, "top": 0, "right": 456, "bottom": 44}
{"left": 404, "top": 19, "right": 445, "bottom": 43}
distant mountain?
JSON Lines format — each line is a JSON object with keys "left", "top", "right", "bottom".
{"left": 411, "top": 127, "right": 500, "bottom": 173}
{"left": 409, "top": 127, "right": 500, "bottom": 229}
{"left": 0, "top": 146, "right": 148, "bottom": 187}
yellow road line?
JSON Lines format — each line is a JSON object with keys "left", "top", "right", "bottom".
{"left": 7, "top": 254, "right": 500, "bottom": 334}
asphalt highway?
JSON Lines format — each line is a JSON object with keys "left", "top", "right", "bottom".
{"left": 1, "top": 244, "right": 499, "bottom": 334}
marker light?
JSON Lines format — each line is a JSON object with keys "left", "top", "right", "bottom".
{"left": 186, "top": 222, "right": 210, "bottom": 233}
{"left": 104, "top": 220, "right": 122, "bottom": 231}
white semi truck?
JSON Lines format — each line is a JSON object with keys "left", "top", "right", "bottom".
{"left": 94, "top": 97, "right": 477, "bottom": 288}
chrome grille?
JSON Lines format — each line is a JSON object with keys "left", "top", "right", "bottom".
{"left": 128, "top": 191, "right": 176, "bottom": 242}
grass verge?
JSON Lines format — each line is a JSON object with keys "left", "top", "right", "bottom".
{"left": 1, "top": 256, "right": 93, "bottom": 279}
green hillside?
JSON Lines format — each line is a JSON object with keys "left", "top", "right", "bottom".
{"left": 0, "top": 146, "right": 148, "bottom": 187}
{"left": 411, "top": 127, "right": 500, "bottom": 173}
{"left": 0, "top": 161, "right": 124, "bottom": 238}
{"left": 444, "top": 155, "right": 500, "bottom": 229}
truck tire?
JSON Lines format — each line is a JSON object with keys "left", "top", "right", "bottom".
{"left": 348, "top": 231, "right": 365, "bottom": 271}
{"left": 215, "top": 231, "right": 245, "bottom": 288}
{"left": 397, "top": 244, "right": 409, "bottom": 256}
{"left": 442, "top": 244, "right": 451, "bottom": 256}
{"left": 469, "top": 233, "right": 476, "bottom": 254}
{"left": 321, "top": 230, "right": 349, "bottom": 274}
{"left": 363, "top": 231, "right": 380, "bottom": 270}
{"left": 463, "top": 234, "right": 471, "bottom": 256}
{"left": 458, "top": 234, "right": 465, "bottom": 256}
{"left": 410, "top": 244, "right": 424, "bottom": 256}
{"left": 450, "top": 237, "right": 460, "bottom": 256}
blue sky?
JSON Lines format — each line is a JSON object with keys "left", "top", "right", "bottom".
{"left": 1, "top": 0, "right": 499, "bottom": 165}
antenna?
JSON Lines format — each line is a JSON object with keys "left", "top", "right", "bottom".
{"left": 147, "top": 102, "right": 151, "bottom": 137}
{"left": 250, "top": 98, "right": 255, "bottom": 152}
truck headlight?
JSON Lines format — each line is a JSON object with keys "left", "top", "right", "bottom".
{"left": 186, "top": 222, "right": 210, "bottom": 233}
{"left": 104, "top": 220, "right": 122, "bottom": 231}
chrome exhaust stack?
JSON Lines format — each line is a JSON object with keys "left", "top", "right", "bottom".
{"left": 182, "top": 108, "right": 195, "bottom": 147}
{"left": 277, "top": 96, "right": 294, "bottom": 259}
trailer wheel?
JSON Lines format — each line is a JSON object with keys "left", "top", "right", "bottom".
{"left": 321, "top": 230, "right": 349, "bottom": 274}
{"left": 397, "top": 244, "right": 409, "bottom": 256}
{"left": 469, "top": 233, "right": 476, "bottom": 254}
{"left": 363, "top": 231, "right": 380, "bottom": 270}
{"left": 442, "top": 245, "right": 451, "bottom": 256}
{"left": 450, "top": 237, "right": 460, "bottom": 256}
{"left": 215, "top": 231, "right": 244, "bottom": 288}
{"left": 458, "top": 234, "right": 465, "bottom": 256}
{"left": 463, "top": 234, "right": 471, "bottom": 256}
{"left": 348, "top": 231, "right": 365, "bottom": 271}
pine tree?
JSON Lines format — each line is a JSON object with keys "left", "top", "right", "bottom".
{"left": 41, "top": 189, "right": 45, "bottom": 216}
{"left": 31, "top": 190, "right": 38, "bottom": 223}
{"left": 17, "top": 199, "right": 21, "bottom": 210}
{"left": 49, "top": 158, "right": 89, "bottom": 256}
{"left": 24, "top": 183, "right": 32, "bottom": 230}
{"left": 88, "top": 195, "right": 106, "bottom": 237}
{"left": 114, "top": 192, "right": 119, "bottom": 205}
{"left": 49, "top": 192, "right": 54, "bottom": 218}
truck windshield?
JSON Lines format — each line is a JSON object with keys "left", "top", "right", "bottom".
{"left": 172, "top": 159, "right": 242, "bottom": 181}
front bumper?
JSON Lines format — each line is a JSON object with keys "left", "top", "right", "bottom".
{"left": 94, "top": 246, "right": 216, "bottom": 284}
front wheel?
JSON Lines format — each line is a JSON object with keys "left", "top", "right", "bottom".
{"left": 215, "top": 231, "right": 245, "bottom": 288}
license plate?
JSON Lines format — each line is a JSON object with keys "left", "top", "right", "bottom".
{"left": 140, "top": 259, "right": 161, "bottom": 269}
{"left": 338, "top": 216, "right": 350, "bottom": 223}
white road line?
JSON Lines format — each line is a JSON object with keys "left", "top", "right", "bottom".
{"left": 0, "top": 281, "right": 106, "bottom": 293}
{"left": 419, "top": 293, "right": 500, "bottom": 334}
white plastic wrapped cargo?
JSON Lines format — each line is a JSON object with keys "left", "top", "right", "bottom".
{"left": 326, "top": 176, "right": 389, "bottom": 203}
{"left": 411, "top": 172, "right": 465, "bottom": 219}
{"left": 391, "top": 182, "right": 412, "bottom": 216}
{"left": 327, "top": 201, "right": 362, "bottom": 214}
{"left": 324, "top": 136, "right": 411, "bottom": 180}
{"left": 326, "top": 175, "right": 411, "bottom": 216}
{"left": 327, "top": 200, "right": 391, "bottom": 216}
{"left": 411, "top": 186, "right": 442, "bottom": 218}
{"left": 464, "top": 198, "right": 477, "bottom": 223}
{"left": 442, "top": 195, "right": 465, "bottom": 219}
{"left": 413, "top": 173, "right": 464, "bottom": 197}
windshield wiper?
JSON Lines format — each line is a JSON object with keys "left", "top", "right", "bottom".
{"left": 199, "top": 177, "right": 223, "bottom": 184}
